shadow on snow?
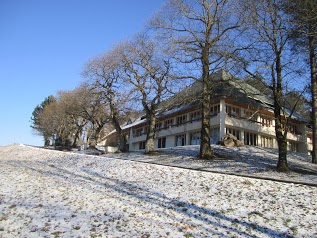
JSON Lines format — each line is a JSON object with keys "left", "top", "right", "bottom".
{"left": 4, "top": 159, "right": 297, "bottom": 238}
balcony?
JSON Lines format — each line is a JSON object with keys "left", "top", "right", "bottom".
{"left": 287, "top": 132, "right": 306, "bottom": 142}
{"left": 130, "top": 132, "right": 147, "bottom": 143}
{"left": 130, "top": 113, "right": 221, "bottom": 143}
{"left": 154, "top": 118, "right": 201, "bottom": 138}
{"left": 225, "top": 115, "right": 275, "bottom": 136}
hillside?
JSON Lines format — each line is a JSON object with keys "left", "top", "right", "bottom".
{"left": 108, "top": 144, "right": 317, "bottom": 186}
{"left": 0, "top": 144, "right": 316, "bottom": 237}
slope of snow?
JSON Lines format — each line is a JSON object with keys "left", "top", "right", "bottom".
{"left": 110, "top": 144, "right": 317, "bottom": 186}
{"left": 0, "top": 144, "right": 316, "bottom": 237}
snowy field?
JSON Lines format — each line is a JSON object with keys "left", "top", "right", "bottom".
{"left": 0, "top": 144, "right": 317, "bottom": 237}
{"left": 109, "top": 144, "right": 317, "bottom": 186}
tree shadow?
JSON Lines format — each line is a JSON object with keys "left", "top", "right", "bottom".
{"left": 149, "top": 145, "right": 317, "bottom": 178}
{"left": 9, "top": 159, "right": 296, "bottom": 237}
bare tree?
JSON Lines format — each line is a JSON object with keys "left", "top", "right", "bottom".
{"left": 283, "top": 0, "right": 317, "bottom": 163}
{"left": 121, "top": 33, "right": 177, "bottom": 154}
{"left": 151, "top": 0, "right": 241, "bottom": 159}
{"left": 36, "top": 86, "right": 109, "bottom": 150}
{"left": 39, "top": 99, "right": 75, "bottom": 149}
{"left": 83, "top": 46, "right": 130, "bottom": 152}
{"left": 239, "top": 0, "right": 306, "bottom": 171}
{"left": 59, "top": 84, "right": 110, "bottom": 150}
{"left": 78, "top": 85, "right": 110, "bottom": 149}
{"left": 37, "top": 100, "right": 59, "bottom": 146}
{"left": 58, "top": 87, "right": 88, "bottom": 148}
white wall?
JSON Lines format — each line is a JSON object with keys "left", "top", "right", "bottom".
{"left": 126, "top": 101, "right": 308, "bottom": 153}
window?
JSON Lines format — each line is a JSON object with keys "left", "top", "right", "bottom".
{"left": 176, "top": 134, "right": 186, "bottom": 146}
{"left": 190, "top": 111, "right": 202, "bottom": 121}
{"left": 226, "top": 127, "right": 240, "bottom": 140}
{"left": 244, "top": 132, "right": 257, "bottom": 146}
{"left": 226, "top": 105, "right": 240, "bottom": 118}
{"left": 158, "top": 137, "right": 166, "bottom": 148}
{"left": 259, "top": 115, "right": 272, "bottom": 126}
{"left": 139, "top": 141, "right": 145, "bottom": 150}
{"left": 308, "top": 135, "right": 313, "bottom": 144}
{"left": 133, "top": 128, "right": 143, "bottom": 137}
{"left": 210, "top": 128, "right": 220, "bottom": 144}
{"left": 190, "top": 131, "right": 201, "bottom": 145}
{"left": 164, "top": 119, "right": 173, "bottom": 129}
{"left": 211, "top": 104, "right": 220, "bottom": 116}
{"left": 288, "top": 123, "right": 298, "bottom": 134}
{"left": 288, "top": 141, "right": 298, "bottom": 152}
{"left": 261, "top": 136, "right": 274, "bottom": 148}
{"left": 245, "top": 110, "right": 257, "bottom": 122}
{"left": 176, "top": 115, "right": 187, "bottom": 126}
{"left": 155, "top": 122, "right": 162, "bottom": 131}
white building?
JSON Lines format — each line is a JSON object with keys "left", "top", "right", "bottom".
{"left": 104, "top": 71, "right": 311, "bottom": 154}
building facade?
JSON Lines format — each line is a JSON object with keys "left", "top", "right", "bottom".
{"left": 103, "top": 71, "right": 311, "bottom": 154}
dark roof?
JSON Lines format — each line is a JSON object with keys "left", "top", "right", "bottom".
{"left": 114, "top": 70, "right": 307, "bottom": 133}
{"left": 158, "top": 70, "right": 307, "bottom": 122}
{"left": 158, "top": 70, "right": 274, "bottom": 113}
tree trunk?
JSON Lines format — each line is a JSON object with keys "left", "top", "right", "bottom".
{"left": 88, "top": 124, "right": 103, "bottom": 150}
{"left": 88, "top": 127, "right": 97, "bottom": 150}
{"left": 276, "top": 132, "right": 289, "bottom": 172}
{"left": 109, "top": 97, "right": 128, "bottom": 152}
{"left": 72, "top": 126, "right": 83, "bottom": 148}
{"left": 274, "top": 112, "right": 289, "bottom": 172}
{"left": 88, "top": 138, "right": 96, "bottom": 149}
{"left": 308, "top": 33, "right": 317, "bottom": 164}
{"left": 145, "top": 111, "right": 156, "bottom": 154}
{"left": 199, "top": 47, "right": 214, "bottom": 159}
{"left": 118, "top": 134, "right": 127, "bottom": 152}
{"left": 44, "top": 136, "right": 50, "bottom": 146}
{"left": 72, "top": 135, "right": 78, "bottom": 148}
{"left": 274, "top": 54, "right": 290, "bottom": 172}
{"left": 112, "top": 117, "right": 127, "bottom": 152}
{"left": 200, "top": 88, "right": 214, "bottom": 159}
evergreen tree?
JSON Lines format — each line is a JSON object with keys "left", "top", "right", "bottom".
{"left": 30, "top": 96, "right": 56, "bottom": 146}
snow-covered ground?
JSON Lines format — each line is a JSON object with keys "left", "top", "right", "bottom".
{"left": 0, "top": 144, "right": 316, "bottom": 237}
{"left": 109, "top": 144, "right": 317, "bottom": 186}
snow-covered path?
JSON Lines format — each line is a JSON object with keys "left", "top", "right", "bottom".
{"left": 0, "top": 145, "right": 316, "bottom": 237}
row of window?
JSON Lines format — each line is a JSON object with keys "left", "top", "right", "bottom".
{"left": 140, "top": 137, "right": 167, "bottom": 150}
{"left": 138, "top": 130, "right": 299, "bottom": 151}
{"left": 138, "top": 128, "right": 221, "bottom": 149}
{"left": 225, "top": 127, "right": 258, "bottom": 146}
{"left": 227, "top": 105, "right": 274, "bottom": 126}
{"left": 285, "top": 123, "right": 299, "bottom": 135}
{"left": 288, "top": 141, "right": 298, "bottom": 152}
{"left": 225, "top": 127, "right": 269, "bottom": 147}
{"left": 226, "top": 105, "right": 301, "bottom": 135}
{"left": 191, "top": 128, "right": 221, "bottom": 145}
{"left": 139, "top": 129, "right": 260, "bottom": 148}
{"left": 134, "top": 106, "right": 220, "bottom": 137}
{"left": 133, "top": 104, "right": 301, "bottom": 137}
{"left": 224, "top": 128, "right": 300, "bottom": 150}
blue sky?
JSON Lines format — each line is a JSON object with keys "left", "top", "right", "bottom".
{"left": 0, "top": 0, "right": 166, "bottom": 146}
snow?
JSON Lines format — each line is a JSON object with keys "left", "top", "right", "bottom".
{"left": 0, "top": 144, "right": 317, "bottom": 237}
{"left": 114, "top": 145, "right": 317, "bottom": 186}
{"left": 105, "top": 117, "right": 147, "bottom": 138}
{"left": 158, "top": 104, "right": 194, "bottom": 118}
{"left": 106, "top": 104, "right": 196, "bottom": 136}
